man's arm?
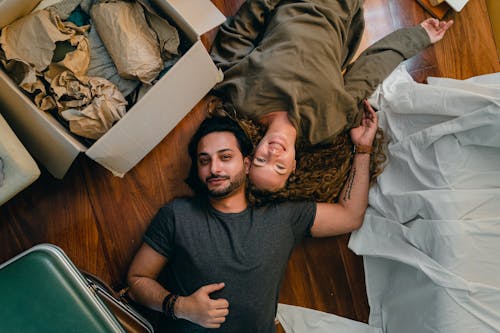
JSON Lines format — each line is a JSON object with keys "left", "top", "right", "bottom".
{"left": 127, "top": 243, "right": 170, "bottom": 312}
{"left": 127, "top": 243, "right": 229, "bottom": 328}
{"left": 310, "top": 101, "right": 377, "bottom": 237}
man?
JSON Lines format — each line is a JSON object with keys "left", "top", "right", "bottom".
{"left": 126, "top": 101, "right": 377, "bottom": 332}
{"left": 210, "top": 0, "right": 453, "bottom": 191}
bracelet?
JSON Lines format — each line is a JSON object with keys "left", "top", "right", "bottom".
{"left": 162, "top": 293, "right": 179, "bottom": 320}
{"left": 167, "top": 294, "right": 179, "bottom": 320}
{"left": 162, "top": 293, "right": 175, "bottom": 316}
{"left": 353, "top": 144, "right": 373, "bottom": 155}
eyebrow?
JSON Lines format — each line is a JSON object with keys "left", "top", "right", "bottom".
{"left": 198, "top": 148, "right": 234, "bottom": 156}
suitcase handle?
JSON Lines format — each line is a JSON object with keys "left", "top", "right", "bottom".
{"left": 80, "top": 270, "right": 153, "bottom": 333}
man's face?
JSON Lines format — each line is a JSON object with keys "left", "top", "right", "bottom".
{"left": 197, "top": 131, "right": 250, "bottom": 198}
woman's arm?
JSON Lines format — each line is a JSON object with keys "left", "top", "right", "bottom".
{"left": 310, "top": 101, "right": 378, "bottom": 237}
{"left": 343, "top": 18, "right": 453, "bottom": 123}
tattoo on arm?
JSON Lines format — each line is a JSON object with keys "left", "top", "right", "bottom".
{"left": 343, "top": 167, "right": 356, "bottom": 202}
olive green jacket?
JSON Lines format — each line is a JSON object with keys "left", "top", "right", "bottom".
{"left": 211, "top": 0, "right": 431, "bottom": 145}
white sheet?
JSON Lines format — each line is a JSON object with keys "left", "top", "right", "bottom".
{"left": 277, "top": 65, "right": 500, "bottom": 332}
{"left": 277, "top": 304, "right": 382, "bottom": 333}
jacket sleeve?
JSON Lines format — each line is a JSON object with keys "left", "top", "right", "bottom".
{"left": 210, "top": 0, "right": 283, "bottom": 70}
{"left": 343, "top": 25, "right": 431, "bottom": 125}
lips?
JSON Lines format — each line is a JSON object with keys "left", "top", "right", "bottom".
{"left": 207, "top": 176, "right": 229, "bottom": 185}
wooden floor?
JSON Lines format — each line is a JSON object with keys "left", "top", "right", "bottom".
{"left": 1, "top": 0, "right": 499, "bottom": 330}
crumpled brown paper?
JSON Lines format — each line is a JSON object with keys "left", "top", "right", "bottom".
{"left": 90, "top": 0, "right": 180, "bottom": 84}
{"left": 90, "top": 0, "right": 164, "bottom": 84}
{"left": 0, "top": 9, "right": 90, "bottom": 74}
{"left": 54, "top": 71, "right": 128, "bottom": 140}
{"left": 137, "top": 0, "right": 179, "bottom": 60}
{"left": 0, "top": 9, "right": 128, "bottom": 140}
{"left": 0, "top": 8, "right": 91, "bottom": 113}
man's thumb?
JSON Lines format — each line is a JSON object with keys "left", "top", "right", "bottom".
{"left": 203, "top": 282, "right": 225, "bottom": 294}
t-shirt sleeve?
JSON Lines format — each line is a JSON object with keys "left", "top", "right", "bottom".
{"left": 143, "top": 203, "right": 176, "bottom": 259}
{"left": 285, "top": 201, "right": 317, "bottom": 245}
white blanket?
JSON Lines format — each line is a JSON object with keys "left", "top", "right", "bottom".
{"left": 278, "top": 65, "right": 500, "bottom": 332}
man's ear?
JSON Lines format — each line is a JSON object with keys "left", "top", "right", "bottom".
{"left": 244, "top": 156, "right": 251, "bottom": 174}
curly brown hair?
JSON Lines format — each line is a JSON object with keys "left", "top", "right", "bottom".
{"left": 207, "top": 97, "right": 387, "bottom": 205}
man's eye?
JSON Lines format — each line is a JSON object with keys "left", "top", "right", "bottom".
{"left": 221, "top": 154, "right": 231, "bottom": 161}
{"left": 199, "top": 158, "right": 209, "bottom": 165}
{"left": 256, "top": 157, "right": 265, "bottom": 163}
{"left": 276, "top": 164, "right": 285, "bottom": 170}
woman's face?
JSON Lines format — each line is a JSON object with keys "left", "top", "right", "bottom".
{"left": 249, "top": 132, "right": 296, "bottom": 191}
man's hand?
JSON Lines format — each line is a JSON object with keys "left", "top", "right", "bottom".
{"left": 350, "top": 100, "right": 378, "bottom": 147}
{"left": 420, "top": 18, "right": 453, "bottom": 44}
{"left": 175, "top": 283, "right": 229, "bottom": 329}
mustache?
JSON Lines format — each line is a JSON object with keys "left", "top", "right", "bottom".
{"left": 206, "top": 174, "right": 230, "bottom": 181}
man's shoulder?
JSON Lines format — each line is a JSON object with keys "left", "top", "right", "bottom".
{"left": 164, "top": 196, "right": 207, "bottom": 212}
{"left": 254, "top": 200, "right": 316, "bottom": 212}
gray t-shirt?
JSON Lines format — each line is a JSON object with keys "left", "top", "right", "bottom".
{"left": 144, "top": 197, "right": 316, "bottom": 333}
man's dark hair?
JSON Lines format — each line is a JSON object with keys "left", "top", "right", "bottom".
{"left": 185, "top": 115, "right": 253, "bottom": 193}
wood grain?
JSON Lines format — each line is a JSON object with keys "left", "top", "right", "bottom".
{"left": 1, "top": 0, "right": 498, "bottom": 330}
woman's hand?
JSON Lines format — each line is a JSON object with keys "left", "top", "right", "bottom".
{"left": 420, "top": 18, "right": 454, "bottom": 44}
{"left": 350, "top": 100, "right": 378, "bottom": 147}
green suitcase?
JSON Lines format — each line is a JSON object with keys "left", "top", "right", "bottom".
{"left": 0, "top": 243, "right": 149, "bottom": 333}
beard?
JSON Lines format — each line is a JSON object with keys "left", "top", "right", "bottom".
{"left": 204, "top": 168, "right": 247, "bottom": 199}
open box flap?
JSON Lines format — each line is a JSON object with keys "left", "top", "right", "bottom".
{"left": 86, "top": 40, "right": 224, "bottom": 177}
{"left": 0, "top": 71, "right": 85, "bottom": 179}
{"left": 153, "top": 0, "right": 226, "bottom": 42}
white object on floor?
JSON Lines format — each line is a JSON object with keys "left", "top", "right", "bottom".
{"left": 349, "top": 64, "right": 500, "bottom": 333}
{"left": 445, "top": 0, "right": 469, "bottom": 12}
{"left": 277, "top": 304, "right": 382, "bottom": 333}
{"left": 0, "top": 113, "right": 40, "bottom": 206}
{"left": 276, "top": 65, "right": 500, "bottom": 332}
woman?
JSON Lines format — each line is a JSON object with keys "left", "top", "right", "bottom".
{"left": 210, "top": 0, "right": 453, "bottom": 192}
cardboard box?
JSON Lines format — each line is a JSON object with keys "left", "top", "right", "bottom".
{"left": 415, "top": 0, "right": 450, "bottom": 19}
{"left": 0, "top": 0, "right": 225, "bottom": 178}
{"left": 0, "top": 112, "right": 40, "bottom": 205}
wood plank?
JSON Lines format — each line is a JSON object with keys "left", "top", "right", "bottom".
{"left": 0, "top": 157, "right": 112, "bottom": 282}
{"left": 0, "top": 0, "right": 498, "bottom": 329}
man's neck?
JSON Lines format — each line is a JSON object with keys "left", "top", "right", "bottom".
{"left": 208, "top": 188, "right": 248, "bottom": 213}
